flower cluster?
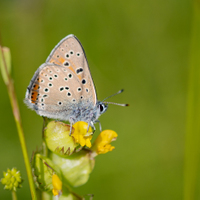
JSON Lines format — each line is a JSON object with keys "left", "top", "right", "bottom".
{"left": 32, "top": 120, "right": 118, "bottom": 198}
{"left": 1, "top": 168, "right": 22, "bottom": 191}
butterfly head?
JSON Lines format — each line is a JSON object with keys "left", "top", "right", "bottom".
{"left": 97, "top": 101, "right": 108, "bottom": 115}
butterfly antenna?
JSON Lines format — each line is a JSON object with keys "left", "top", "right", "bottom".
{"left": 102, "top": 89, "right": 129, "bottom": 107}
{"left": 102, "top": 89, "right": 124, "bottom": 102}
{"left": 103, "top": 102, "right": 129, "bottom": 107}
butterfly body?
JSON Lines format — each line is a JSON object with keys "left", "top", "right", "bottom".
{"left": 25, "top": 34, "right": 108, "bottom": 127}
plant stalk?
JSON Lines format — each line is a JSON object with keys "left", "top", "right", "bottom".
{"left": 0, "top": 46, "right": 37, "bottom": 200}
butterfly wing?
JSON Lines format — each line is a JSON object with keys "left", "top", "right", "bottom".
{"left": 25, "top": 35, "right": 98, "bottom": 121}
{"left": 25, "top": 62, "right": 96, "bottom": 121}
{"left": 46, "top": 34, "right": 97, "bottom": 105}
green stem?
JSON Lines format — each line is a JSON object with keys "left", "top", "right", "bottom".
{"left": 0, "top": 46, "right": 37, "bottom": 199}
{"left": 12, "top": 190, "right": 17, "bottom": 200}
{"left": 184, "top": 1, "right": 200, "bottom": 199}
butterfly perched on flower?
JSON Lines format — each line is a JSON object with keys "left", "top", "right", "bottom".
{"left": 24, "top": 34, "right": 128, "bottom": 131}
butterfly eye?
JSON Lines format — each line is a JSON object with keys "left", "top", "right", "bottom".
{"left": 98, "top": 103, "right": 108, "bottom": 114}
{"left": 99, "top": 103, "right": 105, "bottom": 113}
{"left": 99, "top": 104, "right": 104, "bottom": 112}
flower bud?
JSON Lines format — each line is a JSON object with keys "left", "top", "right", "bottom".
{"left": 32, "top": 153, "right": 61, "bottom": 191}
{"left": 1, "top": 168, "right": 22, "bottom": 191}
{"left": 52, "top": 174, "right": 62, "bottom": 196}
{"left": 51, "top": 151, "right": 95, "bottom": 187}
{"left": 44, "top": 121, "right": 78, "bottom": 156}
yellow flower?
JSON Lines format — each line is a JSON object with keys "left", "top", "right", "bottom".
{"left": 91, "top": 130, "right": 118, "bottom": 156}
{"left": 71, "top": 121, "right": 93, "bottom": 148}
{"left": 52, "top": 174, "right": 62, "bottom": 196}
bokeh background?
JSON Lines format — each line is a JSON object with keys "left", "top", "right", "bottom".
{"left": 0, "top": 0, "right": 196, "bottom": 199}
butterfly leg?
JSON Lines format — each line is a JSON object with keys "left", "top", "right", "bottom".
{"left": 95, "top": 120, "right": 102, "bottom": 132}
{"left": 69, "top": 122, "right": 73, "bottom": 136}
{"left": 90, "top": 121, "right": 96, "bottom": 132}
{"left": 69, "top": 117, "right": 75, "bottom": 136}
{"left": 87, "top": 122, "right": 91, "bottom": 133}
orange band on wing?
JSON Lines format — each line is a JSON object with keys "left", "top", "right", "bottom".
{"left": 31, "top": 91, "right": 38, "bottom": 103}
{"left": 68, "top": 66, "right": 76, "bottom": 74}
{"left": 58, "top": 57, "right": 65, "bottom": 63}
{"left": 33, "top": 83, "right": 39, "bottom": 90}
{"left": 49, "top": 59, "right": 60, "bottom": 65}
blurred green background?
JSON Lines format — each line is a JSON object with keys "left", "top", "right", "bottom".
{"left": 0, "top": 0, "right": 195, "bottom": 199}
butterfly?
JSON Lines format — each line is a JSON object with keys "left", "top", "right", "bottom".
{"left": 24, "top": 34, "right": 127, "bottom": 131}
